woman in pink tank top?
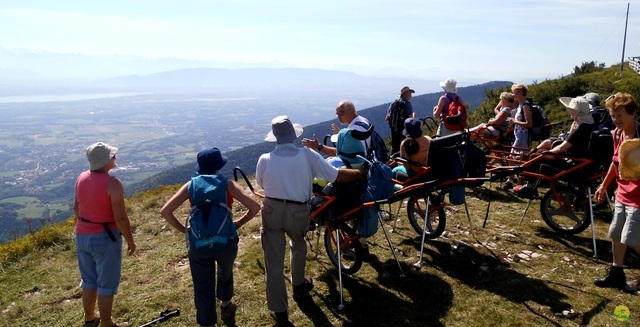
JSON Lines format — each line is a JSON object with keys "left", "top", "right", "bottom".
{"left": 593, "top": 93, "right": 640, "bottom": 292}
{"left": 74, "top": 142, "right": 135, "bottom": 327}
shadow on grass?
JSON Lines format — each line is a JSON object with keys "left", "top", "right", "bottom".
{"left": 312, "top": 255, "right": 452, "bottom": 327}
{"left": 423, "top": 239, "right": 572, "bottom": 325}
{"left": 408, "top": 238, "right": 616, "bottom": 326}
{"left": 532, "top": 226, "right": 612, "bottom": 261}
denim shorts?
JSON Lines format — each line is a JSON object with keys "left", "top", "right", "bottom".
{"left": 608, "top": 201, "right": 640, "bottom": 247}
{"left": 76, "top": 230, "right": 122, "bottom": 296}
{"left": 511, "top": 129, "right": 529, "bottom": 152}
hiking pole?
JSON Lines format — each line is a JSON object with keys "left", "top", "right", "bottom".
{"left": 587, "top": 187, "right": 598, "bottom": 258}
{"left": 377, "top": 207, "right": 405, "bottom": 277}
{"left": 413, "top": 197, "right": 431, "bottom": 270}
{"left": 335, "top": 228, "right": 345, "bottom": 310}
{"left": 139, "top": 309, "right": 180, "bottom": 327}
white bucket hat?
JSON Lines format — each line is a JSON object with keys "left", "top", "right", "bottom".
{"left": 86, "top": 142, "right": 118, "bottom": 170}
{"left": 439, "top": 78, "right": 457, "bottom": 93}
{"left": 265, "top": 115, "right": 303, "bottom": 144}
{"left": 559, "top": 97, "right": 594, "bottom": 125}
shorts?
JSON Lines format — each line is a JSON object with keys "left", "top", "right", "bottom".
{"left": 608, "top": 201, "right": 640, "bottom": 247}
{"left": 511, "top": 129, "right": 529, "bottom": 153}
{"left": 76, "top": 230, "right": 123, "bottom": 296}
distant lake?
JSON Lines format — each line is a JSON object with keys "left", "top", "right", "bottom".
{"left": 0, "top": 92, "right": 145, "bottom": 103}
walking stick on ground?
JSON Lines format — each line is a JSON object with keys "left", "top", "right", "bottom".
{"left": 139, "top": 309, "right": 180, "bottom": 327}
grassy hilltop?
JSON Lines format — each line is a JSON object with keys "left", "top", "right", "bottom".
{"left": 2, "top": 177, "right": 640, "bottom": 326}
{"left": 2, "top": 62, "right": 640, "bottom": 326}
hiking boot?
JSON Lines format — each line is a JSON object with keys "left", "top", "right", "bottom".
{"left": 82, "top": 317, "right": 100, "bottom": 327}
{"left": 220, "top": 300, "right": 236, "bottom": 320}
{"left": 270, "top": 311, "right": 294, "bottom": 327}
{"left": 292, "top": 276, "right": 313, "bottom": 301}
{"left": 594, "top": 266, "right": 626, "bottom": 289}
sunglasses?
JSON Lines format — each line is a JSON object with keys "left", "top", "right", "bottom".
{"left": 605, "top": 94, "right": 615, "bottom": 102}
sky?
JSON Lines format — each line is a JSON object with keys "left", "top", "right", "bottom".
{"left": 0, "top": 0, "right": 639, "bottom": 83}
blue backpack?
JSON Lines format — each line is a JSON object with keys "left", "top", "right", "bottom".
{"left": 187, "top": 174, "right": 236, "bottom": 252}
{"left": 358, "top": 159, "right": 395, "bottom": 238}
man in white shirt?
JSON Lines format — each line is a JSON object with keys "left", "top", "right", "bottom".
{"left": 256, "top": 115, "right": 364, "bottom": 326}
{"left": 302, "top": 100, "right": 371, "bottom": 156}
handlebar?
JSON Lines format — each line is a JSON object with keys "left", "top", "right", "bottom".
{"left": 233, "top": 166, "right": 256, "bottom": 195}
{"left": 323, "top": 134, "right": 333, "bottom": 146}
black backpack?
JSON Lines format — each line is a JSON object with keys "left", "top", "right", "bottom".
{"left": 590, "top": 107, "right": 614, "bottom": 131}
{"left": 388, "top": 99, "right": 407, "bottom": 132}
{"left": 527, "top": 100, "right": 551, "bottom": 141}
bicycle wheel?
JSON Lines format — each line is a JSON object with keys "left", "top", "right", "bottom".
{"left": 540, "top": 187, "right": 590, "bottom": 235}
{"left": 407, "top": 194, "right": 446, "bottom": 239}
{"left": 324, "top": 224, "right": 364, "bottom": 275}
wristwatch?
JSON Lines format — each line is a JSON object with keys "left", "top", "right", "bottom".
{"left": 318, "top": 144, "right": 324, "bottom": 151}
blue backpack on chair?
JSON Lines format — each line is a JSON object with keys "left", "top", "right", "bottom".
{"left": 358, "top": 157, "right": 395, "bottom": 238}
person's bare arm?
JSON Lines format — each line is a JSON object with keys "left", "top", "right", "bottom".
{"left": 109, "top": 177, "right": 136, "bottom": 255}
{"left": 302, "top": 134, "right": 337, "bottom": 156}
{"left": 433, "top": 97, "right": 445, "bottom": 118}
{"left": 334, "top": 168, "right": 366, "bottom": 182}
{"left": 160, "top": 182, "right": 190, "bottom": 233}
{"left": 227, "top": 180, "right": 261, "bottom": 228}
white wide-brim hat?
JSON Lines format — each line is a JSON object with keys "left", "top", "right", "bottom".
{"left": 559, "top": 97, "right": 594, "bottom": 125}
{"left": 86, "top": 142, "right": 118, "bottom": 170}
{"left": 439, "top": 77, "right": 457, "bottom": 93}
{"left": 619, "top": 138, "right": 640, "bottom": 180}
{"left": 265, "top": 115, "right": 304, "bottom": 143}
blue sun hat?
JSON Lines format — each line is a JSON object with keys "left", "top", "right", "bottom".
{"left": 403, "top": 118, "right": 423, "bottom": 138}
{"left": 196, "top": 147, "right": 228, "bottom": 175}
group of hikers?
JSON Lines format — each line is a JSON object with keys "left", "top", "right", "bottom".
{"left": 72, "top": 77, "right": 640, "bottom": 327}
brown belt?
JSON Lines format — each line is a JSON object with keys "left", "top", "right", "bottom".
{"left": 265, "top": 197, "right": 308, "bottom": 205}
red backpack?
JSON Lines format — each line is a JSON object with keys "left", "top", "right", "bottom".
{"left": 442, "top": 94, "right": 467, "bottom": 131}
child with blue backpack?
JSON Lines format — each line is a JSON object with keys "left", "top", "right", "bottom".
{"left": 160, "top": 147, "right": 260, "bottom": 327}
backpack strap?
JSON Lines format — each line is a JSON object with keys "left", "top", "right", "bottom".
{"left": 445, "top": 93, "right": 458, "bottom": 102}
{"left": 353, "top": 121, "right": 372, "bottom": 151}
{"left": 353, "top": 121, "right": 370, "bottom": 129}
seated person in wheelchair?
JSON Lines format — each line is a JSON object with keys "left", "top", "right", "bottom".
{"left": 321, "top": 128, "right": 369, "bottom": 214}
{"left": 469, "top": 91, "right": 516, "bottom": 140}
{"left": 531, "top": 96, "right": 597, "bottom": 158}
{"left": 520, "top": 97, "right": 601, "bottom": 189}
{"left": 392, "top": 118, "right": 431, "bottom": 181}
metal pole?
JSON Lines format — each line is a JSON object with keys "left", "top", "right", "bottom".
{"left": 621, "top": 2, "right": 630, "bottom": 74}
{"left": 413, "top": 197, "right": 431, "bottom": 269}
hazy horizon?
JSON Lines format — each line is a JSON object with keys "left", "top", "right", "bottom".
{"left": 1, "top": 1, "right": 637, "bottom": 85}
